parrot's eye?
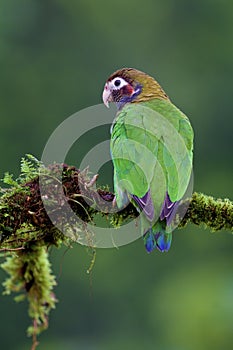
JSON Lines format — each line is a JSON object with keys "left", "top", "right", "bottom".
{"left": 114, "top": 79, "right": 121, "bottom": 87}
{"left": 111, "top": 77, "right": 128, "bottom": 90}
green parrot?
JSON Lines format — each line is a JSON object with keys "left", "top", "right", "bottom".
{"left": 102, "top": 68, "right": 193, "bottom": 252}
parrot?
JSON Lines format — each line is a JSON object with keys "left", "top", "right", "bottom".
{"left": 102, "top": 68, "right": 193, "bottom": 253}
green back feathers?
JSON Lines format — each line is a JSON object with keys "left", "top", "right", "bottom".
{"left": 111, "top": 98, "right": 193, "bottom": 216}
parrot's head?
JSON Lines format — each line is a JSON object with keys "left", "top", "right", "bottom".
{"left": 102, "top": 67, "right": 169, "bottom": 109}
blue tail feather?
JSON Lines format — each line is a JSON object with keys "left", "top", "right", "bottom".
{"left": 143, "top": 221, "right": 172, "bottom": 253}
{"left": 144, "top": 230, "right": 156, "bottom": 253}
{"left": 155, "top": 231, "right": 172, "bottom": 252}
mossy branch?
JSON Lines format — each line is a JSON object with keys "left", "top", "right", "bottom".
{"left": 179, "top": 192, "right": 233, "bottom": 231}
{"left": 0, "top": 155, "right": 232, "bottom": 349}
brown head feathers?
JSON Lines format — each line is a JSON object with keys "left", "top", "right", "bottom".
{"left": 107, "top": 68, "right": 169, "bottom": 102}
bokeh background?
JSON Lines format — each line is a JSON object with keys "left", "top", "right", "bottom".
{"left": 0, "top": 1, "right": 233, "bottom": 349}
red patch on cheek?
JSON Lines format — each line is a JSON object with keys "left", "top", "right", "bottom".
{"left": 122, "top": 84, "right": 134, "bottom": 96}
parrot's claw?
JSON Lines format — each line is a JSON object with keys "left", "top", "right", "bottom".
{"left": 84, "top": 174, "right": 99, "bottom": 189}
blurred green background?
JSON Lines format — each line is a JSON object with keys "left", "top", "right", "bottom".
{"left": 0, "top": 0, "right": 233, "bottom": 349}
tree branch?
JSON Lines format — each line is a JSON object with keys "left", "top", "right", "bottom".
{"left": 1, "top": 163, "right": 232, "bottom": 241}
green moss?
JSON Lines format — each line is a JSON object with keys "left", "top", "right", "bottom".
{"left": 2, "top": 243, "right": 57, "bottom": 338}
{"left": 180, "top": 192, "right": 233, "bottom": 232}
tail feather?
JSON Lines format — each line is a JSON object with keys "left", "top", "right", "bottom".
{"left": 155, "top": 231, "right": 172, "bottom": 252}
{"left": 143, "top": 221, "right": 172, "bottom": 253}
{"left": 144, "top": 230, "right": 156, "bottom": 253}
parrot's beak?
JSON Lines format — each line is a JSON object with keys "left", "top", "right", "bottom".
{"left": 102, "top": 83, "right": 112, "bottom": 108}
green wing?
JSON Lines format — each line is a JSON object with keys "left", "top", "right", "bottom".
{"left": 110, "top": 99, "right": 193, "bottom": 217}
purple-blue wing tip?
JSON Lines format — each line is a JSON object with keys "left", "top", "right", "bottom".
{"left": 132, "top": 190, "right": 154, "bottom": 221}
{"left": 160, "top": 192, "right": 180, "bottom": 226}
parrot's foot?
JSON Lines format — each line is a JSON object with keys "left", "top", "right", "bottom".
{"left": 112, "top": 196, "right": 117, "bottom": 208}
{"left": 84, "top": 174, "right": 99, "bottom": 189}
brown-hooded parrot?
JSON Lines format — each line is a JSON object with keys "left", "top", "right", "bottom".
{"left": 102, "top": 68, "right": 193, "bottom": 253}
